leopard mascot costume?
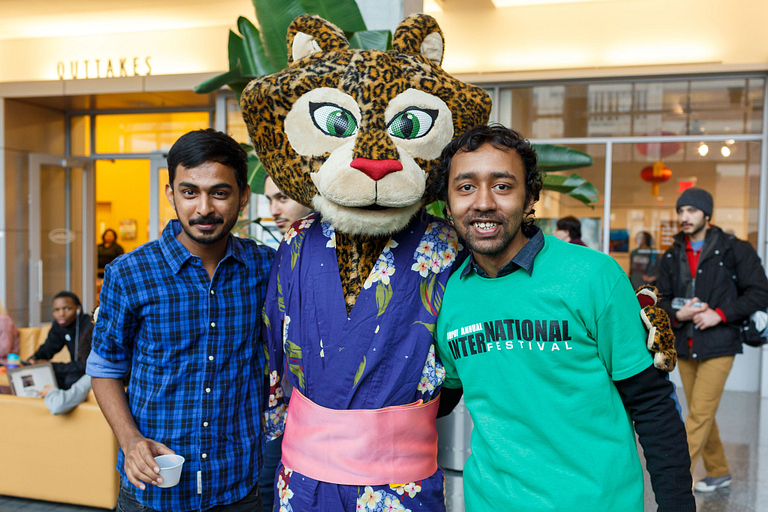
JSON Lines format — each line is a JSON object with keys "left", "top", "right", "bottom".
{"left": 241, "top": 14, "right": 675, "bottom": 511}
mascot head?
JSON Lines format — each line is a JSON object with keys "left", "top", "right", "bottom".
{"left": 241, "top": 14, "right": 492, "bottom": 236}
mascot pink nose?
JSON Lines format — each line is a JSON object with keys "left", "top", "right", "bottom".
{"left": 351, "top": 158, "right": 403, "bottom": 181}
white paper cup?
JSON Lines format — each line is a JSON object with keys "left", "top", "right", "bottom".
{"left": 154, "top": 454, "right": 185, "bottom": 488}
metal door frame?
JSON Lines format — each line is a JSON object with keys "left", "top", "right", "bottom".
{"left": 28, "top": 154, "right": 94, "bottom": 326}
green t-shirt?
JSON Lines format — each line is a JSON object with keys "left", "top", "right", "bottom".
{"left": 435, "top": 236, "right": 652, "bottom": 512}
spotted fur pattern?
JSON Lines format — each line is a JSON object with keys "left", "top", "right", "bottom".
{"left": 637, "top": 285, "right": 677, "bottom": 372}
{"left": 241, "top": 14, "right": 491, "bottom": 311}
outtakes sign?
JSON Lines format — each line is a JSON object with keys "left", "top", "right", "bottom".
{"left": 56, "top": 57, "right": 152, "bottom": 80}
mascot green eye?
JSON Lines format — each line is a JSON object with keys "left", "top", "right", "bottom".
{"left": 387, "top": 108, "right": 438, "bottom": 140}
{"left": 309, "top": 102, "right": 358, "bottom": 137}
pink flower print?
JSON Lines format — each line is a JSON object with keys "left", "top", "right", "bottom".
{"left": 355, "top": 502, "right": 365, "bottom": 512}
{"left": 277, "top": 475, "right": 286, "bottom": 490}
{"left": 298, "top": 217, "right": 314, "bottom": 230}
{"left": 430, "top": 253, "right": 443, "bottom": 274}
{"left": 384, "top": 239, "right": 399, "bottom": 252}
{"left": 439, "top": 249, "right": 456, "bottom": 265}
{"left": 378, "top": 264, "right": 396, "bottom": 286}
{"left": 268, "top": 394, "right": 277, "bottom": 407}
{"left": 283, "top": 227, "right": 298, "bottom": 244}
{"left": 417, "top": 376, "right": 431, "bottom": 394}
{"left": 384, "top": 496, "right": 405, "bottom": 512}
{"left": 270, "top": 371, "right": 279, "bottom": 387}
{"left": 411, "top": 256, "right": 431, "bottom": 277}
{"left": 403, "top": 482, "right": 422, "bottom": 498}
{"left": 360, "top": 486, "right": 382, "bottom": 509}
{"left": 416, "top": 240, "right": 434, "bottom": 255}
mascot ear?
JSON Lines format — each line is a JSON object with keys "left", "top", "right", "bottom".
{"left": 392, "top": 14, "right": 444, "bottom": 67}
{"left": 287, "top": 15, "right": 350, "bottom": 64}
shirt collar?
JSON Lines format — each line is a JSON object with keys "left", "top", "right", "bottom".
{"left": 460, "top": 225, "right": 545, "bottom": 279}
{"left": 159, "top": 219, "right": 245, "bottom": 274}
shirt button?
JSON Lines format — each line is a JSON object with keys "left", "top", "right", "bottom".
{"left": 211, "top": 322, "right": 216, "bottom": 328}
{"left": 203, "top": 421, "right": 209, "bottom": 427}
{"left": 205, "top": 387, "right": 211, "bottom": 393}
{"left": 208, "top": 356, "right": 214, "bottom": 361}
{"left": 202, "top": 453, "right": 207, "bottom": 459}
{"left": 698, "top": 269, "right": 703, "bottom": 274}
{"left": 719, "top": 262, "right": 723, "bottom": 266}
{"left": 692, "top": 353, "right": 698, "bottom": 358}
{"left": 210, "top": 290, "right": 215, "bottom": 295}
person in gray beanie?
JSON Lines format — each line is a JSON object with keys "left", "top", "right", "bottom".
{"left": 676, "top": 187, "right": 713, "bottom": 220}
{"left": 657, "top": 186, "right": 768, "bottom": 493}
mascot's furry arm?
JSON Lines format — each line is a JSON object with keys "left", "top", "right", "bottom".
{"left": 637, "top": 285, "right": 677, "bottom": 372}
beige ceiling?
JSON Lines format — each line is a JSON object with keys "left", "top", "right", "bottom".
{"left": 0, "top": 0, "right": 257, "bottom": 40}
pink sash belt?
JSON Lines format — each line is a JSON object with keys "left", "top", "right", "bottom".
{"left": 281, "top": 389, "right": 440, "bottom": 485}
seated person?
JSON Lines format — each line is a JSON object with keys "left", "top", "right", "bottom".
{"left": 0, "top": 299, "right": 20, "bottom": 365}
{"left": 554, "top": 215, "right": 587, "bottom": 246}
{"left": 38, "top": 324, "right": 94, "bottom": 414}
{"left": 97, "top": 228, "right": 124, "bottom": 277}
{"left": 29, "top": 291, "right": 92, "bottom": 389}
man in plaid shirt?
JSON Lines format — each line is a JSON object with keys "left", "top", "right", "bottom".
{"left": 87, "top": 129, "right": 274, "bottom": 512}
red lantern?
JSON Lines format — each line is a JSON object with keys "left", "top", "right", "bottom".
{"left": 640, "top": 161, "right": 672, "bottom": 196}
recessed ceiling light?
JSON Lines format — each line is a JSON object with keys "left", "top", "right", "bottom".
{"left": 721, "top": 146, "right": 731, "bottom": 157}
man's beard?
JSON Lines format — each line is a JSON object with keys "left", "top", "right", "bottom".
{"left": 456, "top": 210, "right": 523, "bottom": 256}
{"left": 683, "top": 218, "right": 707, "bottom": 238}
{"left": 182, "top": 214, "right": 234, "bottom": 245}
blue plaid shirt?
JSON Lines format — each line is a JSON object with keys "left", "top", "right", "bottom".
{"left": 87, "top": 220, "right": 275, "bottom": 511}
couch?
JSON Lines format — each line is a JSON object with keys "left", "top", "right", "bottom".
{"left": 0, "top": 325, "right": 119, "bottom": 509}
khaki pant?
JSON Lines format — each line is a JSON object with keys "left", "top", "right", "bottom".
{"left": 677, "top": 355, "right": 734, "bottom": 478}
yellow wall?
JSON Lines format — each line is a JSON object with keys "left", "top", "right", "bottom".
{"left": 96, "top": 159, "right": 150, "bottom": 253}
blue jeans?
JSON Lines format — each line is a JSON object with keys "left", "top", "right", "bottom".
{"left": 116, "top": 479, "right": 262, "bottom": 512}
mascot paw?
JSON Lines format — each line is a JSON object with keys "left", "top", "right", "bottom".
{"left": 636, "top": 285, "right": 677, "bottom": 372}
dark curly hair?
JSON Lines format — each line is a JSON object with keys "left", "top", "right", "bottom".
{"left": 429, "top": 124, "right": 542, "bottom": 237}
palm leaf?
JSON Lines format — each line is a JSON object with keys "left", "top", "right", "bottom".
{"left": 299, "top": 0, "right": 366, "bottom": 32}
{"left": 251, "top": 0, "right": 306, "bottom": 70}
{"left": 194, "top": 63, "right": 243, "bottom": 94}
{"left": 533, "top": 143, "right": 593, "bottom": 172}
{"left": 349, "top": 30, "right": 392, "bottom": 51}
{"left": 542, "top": 174, "right": 599, "bottom": 206}
{"left": 237, "top": 17, "right": 278, "bottom": 76}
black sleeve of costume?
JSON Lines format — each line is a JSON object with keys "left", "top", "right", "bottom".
{"left": 719, "top": 239, "right": 768, "bottom": 323}
{"left": 614, "top": 365, "right": 695, "bottom": 512}
{"left": 437, "top": 386, "right": 463, "bottom": 418}
{"left": 32, "top": 324, "right": 65, "bottom": 361}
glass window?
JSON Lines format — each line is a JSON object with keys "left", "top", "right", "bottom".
{"left": 535, "top": 143, "right": 606, "bottom": 251}
{"left": 227, "top": 97, "right": 251, "bottom": 145}
{"left": 609, "top": 140, "right": 761, "bottom": 276}
{"left": 94, "top": 112, "right": 209, "bottom": 153}
{"left": 497, "top": 77, "right": 765, "bottom": 138}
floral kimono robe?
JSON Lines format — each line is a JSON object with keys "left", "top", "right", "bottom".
{"left": 262, "top": 211, "right": 462, "bottom": 512}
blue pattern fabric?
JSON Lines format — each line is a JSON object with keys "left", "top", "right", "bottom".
{"left": 262, "top": 211, "right": 463, "bottom": 511}
{"left": 88, "top": 219, "right": 275, "bottom": 511}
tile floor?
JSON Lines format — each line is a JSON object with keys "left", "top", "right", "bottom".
{"left": 2, "top": 390, "right": 767, "bottom": 511}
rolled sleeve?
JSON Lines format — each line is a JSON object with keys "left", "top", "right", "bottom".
{"left": 86, "top": 350, "right": 130, "bottom": 378}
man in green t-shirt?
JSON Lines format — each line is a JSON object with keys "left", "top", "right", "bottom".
{"left": 429, "top": 125, "right": 694, "bottom": 512}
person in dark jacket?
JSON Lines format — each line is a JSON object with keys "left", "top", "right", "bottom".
{"left": 657, "top": 187, "right": 768, "bottom": 493}
{"left": 28, "top": 291, "right": 92, "bottom": 389}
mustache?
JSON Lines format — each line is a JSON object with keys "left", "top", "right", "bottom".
{"left": 189, "top": 215, "right": 224, "bottom": 226}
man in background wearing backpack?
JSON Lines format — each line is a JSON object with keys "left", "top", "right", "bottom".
{"left": 657, "top": 187, "right": 768, "bottom": 492}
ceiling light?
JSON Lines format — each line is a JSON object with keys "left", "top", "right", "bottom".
{"left": 492, "top": 0, "right": 612, "bottom": 6}
{"left": 721, "top": 146, "right": 731, "bottom": 157}
{"left": 423, "top": 0, "right": 443, "bottom": 12}
{"left": 698, "top": 144, "right": 708, "bottom": 156}
{"left": 726, "top": 139, "right": 735, "bottom": 145}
